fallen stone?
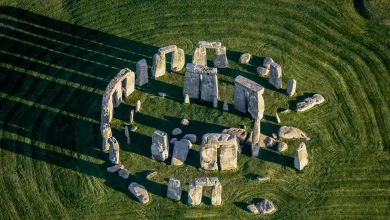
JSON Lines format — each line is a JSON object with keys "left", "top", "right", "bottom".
{"left": 170, "top": 138, "right": 178, "bottom": 144}
{"left": 158, "top": 92, "right": 166, "bottom": 98}
{"left": 172, "top": 128, "right": 182, "bottom": 135}
{"left": 131, "top": 126, "right": 137, "bottom": 132}
{"left": 135, "top": 100, "right": 141, "bottom": 112}
{"left": 247, "top": 204, "right": 259, "bottom": 214}
{"left": 239, "top": 53, "right": 251, "bottom": 64}
{"left": 171, "top": 139, "right": 190, "bottom": 166}
{"left": 296, "top": 94, "right": 325, "bottom": 112}
{"left": 223, "top": 100, "right": 228, "bottom": 111}
{"left": 275, "top": 113, "right": 281, "bottom": 124}
{"left": 128, "top": 182, "right": 150, "bottom": 204}
{"left": 257, "top": 66, "right": 269, "bottom": 76}
{"left": 262, "top": 135, "right": 277, "bottom": 148}
{"left": 181, "top": 118, "right": 189, "bottom": 126}
{"left": 277, "top": 141, "right": 288, "bottom": 152}
{"left": 183, "top": 134, "right": 197, "bottom": 144}
{"left": 269, "top": 63, "right": 282, "bottom": 89}
{"left": 118, "top": 168, "right": 130, "bottom": 179}
{"left": 263, "top": 57, "right": 274, "bottom": 69}
{"left": 294, "top": 142, "right": 308, "bottom": 171}
{"left": 167, "top": 178, "right": 182, "bottom": 201}
{"left": 278, "top": 126, "right": 309, "bottom": 140}
{"left": 184, "top": 94, "right": 190, "bottom": 104}
{"left": 287, "top": 79, "right": 296, "bottom": 97}
{"left": 146, "top": 171, "right": 157, "bottom": 179}
{"left": 257, "top": 199, "right": 276, "bottom": 214}
{"left": 222, "top": 128, "right": 247, "bottom": 144}
{"left": 257, "top": 176, "right": 269, "bottom": 182}
{"left": 107, "top": 164, "right": 124, "bottom": 173}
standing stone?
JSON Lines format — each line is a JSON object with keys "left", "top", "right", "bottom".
{"left": 257, "top": 66, "right": 269, "bottom": 76}
{"left": 183, "top": 64, "right": 201, "bottom": 99}
{"left": 263, "top": 57, "right": 274, "bottom": 69}
{"left": 101, "top": 123, "right": 112, "bottom": 151}
{"left": 213, "top": 97, "right": 218, "bottom": 108}
{"left": 275, "top": 113, "right": 281, "bottom": 124}
{"left": 201, "top": 69, "right": 218, "bottom": 103}
{"left": 108, "top": 137, "right": 120, "bottom": 164}
{"left": 287, "top": 79, "right": 296, "bottom": 97}
{"left": 251, "top": 117, "right": 261, "bottom": 157}
{"left": 296, "top": 94, "right": 325, "bottom": 112}
{"left": 269, "top": 63, "right": 282, "bottom": 89}
{"left": 188, "top": 181, "right": 202, "bottom": 205}
{"left": 257, "top": 199, "right": 276, "bottom": 214}
{"left": 294, "top": 142, "right": 308, "bottom": 171}
{"left": 129, "top": 110, "right": 134, "bottom": 124}
{"left": 184, "top": 94, "right": 190, "bottom": 104}
{"left": 234, "top": 76, "right": 265, "bottom": 120}
{"left": 151, "top": 53, "right": 166, "bottom": 78}
{"left": 223, "top": 100, "right": 228, "bottom": 111}
{"left": 200, "top": 144, "right": 218, "bottom": 170}
{"left": 219, "top": 144, "right": 237, "bottom": 170}
{"left": 171, "top": 48, "right": 185, "bottom": 72}
{"left": 167, "top": 178, "right": 182, "bottom": 201}
{"left": 239, "top": 53, "right": 251, "bottom": 64}
{"left": 128, "top": 182, "right": 150, "bottom": 204}
{"left": 192, "top": 46, "right": 207, "bottom": 65}
{"left": 151, "top": 130, "right": 169, "bottom": 161}
{"left": 136, "top": 59, "right": 148, "bottom": 86}
{"left": 211, "top": 182, "right": 222, "bottom": 206}
{"left": 135, "top": 100, "right": 141, "bottom": 112}
{"left": 125, "top": 126, "right": 130, "bottom": 145}
{"left": 171, "top": 139, "right": 190, "bottom": 166}
{"left": 214, "top": 46, "right": 228, "bottom": 68}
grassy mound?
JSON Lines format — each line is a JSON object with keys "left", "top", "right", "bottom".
{"left": 0, "top": 1, "right": 389, "bottom": 219}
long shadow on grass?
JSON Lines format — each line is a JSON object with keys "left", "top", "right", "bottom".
{"left": 258, "top": 148, "right": 294, "bottom": 169}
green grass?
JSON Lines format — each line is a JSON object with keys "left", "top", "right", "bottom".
{"left": 0, "top": 0, "right": 389, "bottom": 219}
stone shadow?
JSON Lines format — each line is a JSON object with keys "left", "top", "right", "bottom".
{"left": 233, "top": 201, "right": 250, "bottom": 212}
{"left": 258, "top": 148, "right": 294, "bottom": 169}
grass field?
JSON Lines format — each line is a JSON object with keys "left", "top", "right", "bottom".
{"left": 0, "top": 0, "right": 389, "bottom": 219}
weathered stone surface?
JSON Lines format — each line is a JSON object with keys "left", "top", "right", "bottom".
{"left": 277, "top": 141, "right": 288, "bottom": 152}
{"left": 214, "top": 46, "right": 228, "bottom": 68}
{"left": 171, "top": 48, "right": 185, "bottom": 72}
{"left": 151, "top": 130, "right": 169, "bottom": 161}
{"left": 263, "top": 57, "right": 274, "bottom": 69}
{"left": 101, "top": 123, "right": 112, "bottom": 151}
{"left": 194, "top": 177, "right": 220, "bottom": 186}
{"left": 257, "top": 199, "right": 276, "bottom": 214}
{"left": 151, "top": 53, "right": 166, "bottom": 78}
{"left": 272, "top": 133, "right": 278, "bottom": 139}
{"left": 108, "top": 137, "right": 120, "bottom": 164}
{"left": 269, "top": 63, "right": 282, "bottom": 89}
{"left": 118, "top": 168, "right": 130, "bottom": 179}
{"left": 146, "top": 171, "right": 157, "bottom": 179}
{"left": 184, "top": 94, "right": 190, "bottom": 104}
{"left": 222, "top": 128, "right": 247, "bottom": 144}
{"left": 172, "top": 128, "right": 182, "bottom": 135}
{"left": 183, "top": 64, "right": 202, "bottom": 99}
{"left": 287, "top": 79, "right": 296, "bottom": 97}
{"left": 107, "top": 164, "right": 124, "bottom": 173}
{"left": 183, "top": 134, "right": 197, "bottom": 144}
{"left": 234, "top": 76, "right": 265, "bottom": 120}
{"left": 278, "top": 126, "right": 309, "bottom": 140}
{"left": 129, "top": 110, "right": 134, "bottom": 124}
{"left": 257, "top": 66, "right": 269, "bottom": 76}
{"left": 125, "top": 126, "right": 130, "bottom": 145}
{"left": 181, "top": 118, "right": 189, "bottom": 126}
{"left": 167, "top": 178, "right": 182, "bottom": 201}
{"left": 158, "top": 45, "right": 177, "bottom": 55}
{"left": 201, "top": 69, "right": 218, "bottom": 103}
{"left": 211, "top": 182, "right": 222, "bottom": 206}
{"left": 275, "top": 113, "right": 281, "bottom": 124}
{"left": 239, "top": 53, "right": 251, "bottom": 64}
{"left": 128, "top": 182, "right": 149, "bottom": 204}
{"left": 135, "top": 100, "right": 141, "bottom": 112}
{"left": 171, "top": 139, "right": 190, "bottom": 166}
{"left": 247, "top": 204, "right": 259, "bottom": 214}
{"left": 158, "top": 92, "right": 166, "bottom": 98}
{"left": 294, "top": 142, "right": 308, "bottom": 171}
{"left": 170, "top": 138, "right": 178, "bottom": 144}
{"left": 197, "top": 41, "right": 221, "bottom": 48}
{"left": 201, "top": 133, "right": 239, "bottom": 171}
{"left": 188, "top": 181, "right": 202, "bottom": 205}
{"left": 223, "top": 100, "right": 228, "bottom": 111}
{"left": 136, "top": 59, "right": 148, "bottom": 86}
{"left": 131, "top": 126, "right": 137, "bottom": 132}
{"left": 261, "top": 134, "right": 277, "bottom": 148}
{"left": 192, "top": 47, "right": 207, "bottom": 66}
{"left": 296, "top": 94, "right": 325, "bottom": 112}
{"left": 252, "top": 117, "right": 261, "bottom": 157}
{"left": 213, "top": 97, "right": 218, "bottom": 108}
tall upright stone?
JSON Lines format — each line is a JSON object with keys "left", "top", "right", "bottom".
{"left": 183, "top": 64, "right": 201, "bottom": 99}
{"left": 108, "top": 136, "right": 120, "bottom": 164}
{"left": 167, "top": 178, "right": 182, "bottom": 201}
{"left": 234, "top": 76, "right": 265, "bottom": 119}
{"left": 171, "top": 48, "right": 185, "bottom": 72}
{"left": 201, "top": 70, "right": 218, "bottom": 103}
{"left": 269, "top": 63, "right": 282, "bottom": 89}
{"left": 136, "top": 59, "right": 148, "bottom": 86}
{"left": 151, "top": 130, "right": 169, "bottom": 161}
{"left": 192, "top": 47, "right": 207, "bottom": 65}
{"left": 125, "top": 126, "right": 130, "bottom": 145}
{"left": 251, "top": 117, "right": 261, "bottom": 157}
{"left": 188, "top": 181, "right": 202, "bottom": 205}
{"left": 135, "top": 100, "right": 141, "bottom": 112}
{"left": 239, "top": 53, "right": 251, "bottom": 64}
{"left": 211, "top": 182, "right": 222, "bottom": 206}
{"left": 214, "top": 46, "right": 228, "bottom": 68}
{"left": 151, "top": 53, "right": 166, "bottom": 78}
{"left": 171, "top": 139, "right": 191, "bottom": 166}
{"left": 294, "top": 142, "right": 308, "bottom": 170}
{"left": 129, "top": 110, "right": 134, "bottom": 124}
{"left": 287, "top": 79, "right": 296, "bottom": 97}
{"left": 101, "top": 123, "right": 112, "bottom": 151}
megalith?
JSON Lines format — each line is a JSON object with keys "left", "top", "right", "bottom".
{"left": 200, "top": 69, "right": 218, "bottom": 103}
{"left": 152, "top": 45, "right": 185, "bottom": 78}
{"left": 167, "top": 178, "right": 182, "bottom": 201}
{"left": 269, "top": 63, "right": 282, "bottom": 89}
{"left": 129, "top": 182, "right": 150, "bottom": 204}
{"left": 108, "top": 136, "right": 120, "bottom": 164}
{"left": 136, "top": 59, "right": 148, "bottom": 86}
{"left": 151, "top": 130, "right": 169, "bottom": 161}
{"left": 234, "top": 75, "right": 265, "bottom": 119}
{"left": 183, "top": 64, "right": 218, "bottom": 100}
{"left": 188, "top": 177, "right": 222, "bottom": 206}
{"left": 251, "top": 117, "right": 261, "bottom": 157}
{"left": 171, "top": 139, "right": 191, "bottom": 166}
{"left": 239, "top": 53, "right": 251, "bottom": 64}
{"left": 294, "top": 142, "right": 308, "bottom": 170}
{"left": 287, "top": 79, "right": 296, "bottom": 97}
{"left": 192, "top": 41, "right": 227, "bottom": 68}
{"left": 296, "top": 94, "right": 325, "bottom": 112}
{"left": 101, "top": 123, "right": 112, "bottom": 151}
{"left": 183, "top": 63, "right": 202, "bottom": 99}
